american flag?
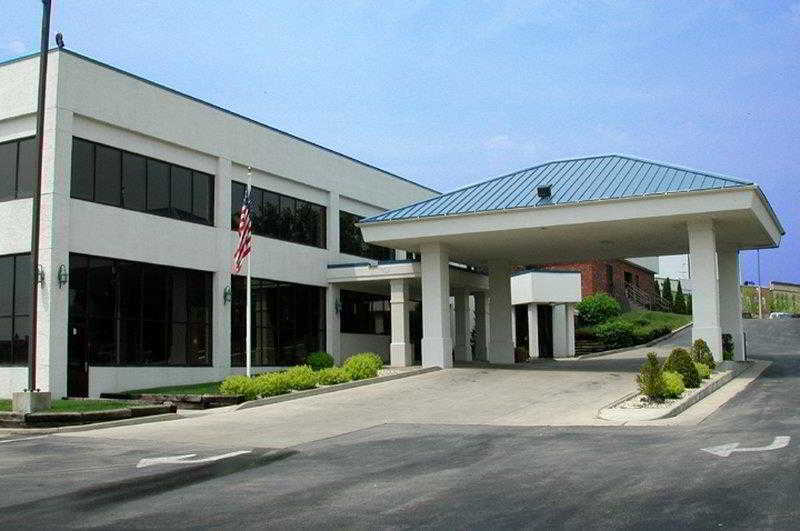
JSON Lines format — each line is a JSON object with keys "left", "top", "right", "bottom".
{"left": 232, "top": 187, "right": 253, "bottom": 274}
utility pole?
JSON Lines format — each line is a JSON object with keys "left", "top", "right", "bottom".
{"left": 28, "top": 0, "right": 52, "bottom": 391}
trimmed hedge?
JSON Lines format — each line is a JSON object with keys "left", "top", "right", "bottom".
{"left": 576, "top": 293, "right": 622, "bottom": 326}
{"left": 252, "top": 372, "right": 291, "bottom": 396}
{"left": 283, "top": 365, "right": 318, "bottom": 390}
{"left": 316, "top": 367, "right": 352, "bottom": 385}
{"left": 306, "top": 351, "right": 335, "bottom": 371}
{"left": 663, "top": 370, "right": 685, "bottom": 398}
{"left": 219, "top": 375, "right": 258, "bottom": 400}
{"left": 664, "top": 348, "right": 701, "bottom": 388}
{"left": 343, "top": 352, "right": 383, "bottom": 380}
{"left": 694, "top": 362, "right": 711, "bottom": 380}
{"left": 595, "top": 320, "right": 636, "bottom": 348}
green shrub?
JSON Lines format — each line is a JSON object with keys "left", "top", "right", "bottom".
{"left": 595, "top": 320, "right": 636, "bottom": 348}
{"left": 633, "top": 325, "right": 672, "bottom": 345}
{"left": 316, "top": 367, "right": 352, "bottom": 385}
{"left": 252, "top": 371, "right": 292, "bottom": 397}
{"left": 343, "top": 352, "right": 383, "bottom": 380}
{"left": 636, "top": 353, "right": 666, "bottom": 401}
{"left": 691, "top": 338, "right": 716, "bottom": 370}
{"left": 219, "top": 375, "right": 258, "bottom": 400}
{"left": 306, "top": 351, "right": 335, "bottom": 371}
{"left": 283, "top": 365, "right": 318, "bottom": 390}
{"left": 694, "top": 362, "right": 711, "bottom": 379}
{"left": 664, "top": 348, "right": 701, "bottom": 388}
{"left": 576, "top": 293, "right": 622, "bottom": 326}
{"left": 722, "top": 333, "right": 734, "bottom": 360}
{"left": 663, "top": 370, "right": 685, "bottom": 398}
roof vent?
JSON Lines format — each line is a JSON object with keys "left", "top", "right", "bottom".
{"left": 537, "top": 184, "right": 552, "bottom": 199}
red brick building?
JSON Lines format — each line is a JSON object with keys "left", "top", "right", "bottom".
{"left": 536, "top": 259, "right": 658, "bottom": 300}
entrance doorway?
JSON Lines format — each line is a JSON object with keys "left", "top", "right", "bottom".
{"left": 67, "top": 323, "right": 89, "bottom": 397}
{"left": 537, "top": 304, "right": 554, "bottom": 358}
{"left": 514, "top": 305, "right": 529, "bottom": 349}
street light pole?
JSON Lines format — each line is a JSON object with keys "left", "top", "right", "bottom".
{"left": 28, "top": 0, "right": 52, "bottom": 391}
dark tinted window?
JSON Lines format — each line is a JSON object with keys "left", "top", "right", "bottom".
{"left": 170, "top": 166, "right": 191, "bottom": 219}
{"left": 340, "top": 211, "right": 393, "bottom": 260}
{"left": 146, "top": 159, "right": 170, "bottom": 216}
{"left": 231, "top": 181, "right": 245, "bottom": 229}
{"left": 16, "top": 138, "right": 36, "bottom": 199}
{"left": 231, "top": 276, "right": 322, "bottom": 367}
{"left": 70, "top": 138, "right": 213, "bottom": 225}
{"left": 122, "top": 153, "right": 147, "bottom": 211}
{"left": 192, "top": 171, "right": 212, "bottom": 224}
{"left": 0, "top": 253, "right": 33, "bottom": 365}
{"left": 71, "top": 138, "right": 94, "bottom": 200}
{"left": 231, "top": 181, "right": 326, "bottom": 248}
{"left": 68, "top": 254, "right": 212, "bottom": 366}
{"left": 0, "top": 141, "right": 17, "bottom": 201}
{"left": 94, "top": 144, "right": 122, "bottom": 206}
{"left": 341, "top": 289, "right": 390, "bottom": 334}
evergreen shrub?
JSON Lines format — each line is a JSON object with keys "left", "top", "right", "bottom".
{"left": 691, "top": 338, "right": 716, "bottom": 370}
{"left": 636, "top": 352, "right": 666, "bottom": 401}
{"left": 663, "top": 370, "right": 685, "bottom": 398}
{"left": 316, "top": 367, "right": 352, "bottom": 385}
{"left": 343, "top": 353, "right": 383, "bottom": 380}
{"left": 576, "top": 293, "right": 622, "bottom": 326}
{"left": 664, "top": 348, "right": 701, "bottom": 388}
{"left": 306, "top": 351, "right": 335, "bottom": 371}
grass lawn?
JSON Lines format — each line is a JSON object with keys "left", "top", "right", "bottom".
{"left": 125, "top": 381, "right": 222, "bottom": 395}
{"left": 0, "top": 399, "right": 134, "bottom": 412}
{"left": 617, "top": 310, "right": 691, "bottom": 333}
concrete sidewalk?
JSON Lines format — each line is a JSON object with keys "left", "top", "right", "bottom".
{"left": 59, "top": 346, "right": 676, "bottom": 448}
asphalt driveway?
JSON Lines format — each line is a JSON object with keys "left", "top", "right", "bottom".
{"left": 58, "top": 345, "right": 671, "bottom": 448}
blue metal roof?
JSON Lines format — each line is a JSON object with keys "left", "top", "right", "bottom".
{"left": 361, "top": 154, "right": 752, "bottom": 223}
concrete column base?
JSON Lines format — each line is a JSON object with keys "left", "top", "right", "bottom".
{"left": 422, "top": 337, "right": 453, "bottom": 368}
{"left": 390, "top": 343, "right": 414, "bottom": 367}
{"left": 12, "top": 391, "right": 52, "bottom": 413}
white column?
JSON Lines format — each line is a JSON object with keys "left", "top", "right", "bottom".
{"left": 326, "top": 284, "right": 342, "bottom": 364}
{"left": 213, "top": 157, "right": 232, "bottom": 380}
{"left": 453, "top": 288, "right": 469, "bottom": 361}
{"left": 527, "top": 303, "right": 539, "bottom": 358}
{"left": 390, "top": 278, "right": 413, "bottom": 366}
{"left": 420, "top": 243, "right": 452, "bottom": 368}
{"left": 473, "top": 292, "right": 487, "bottom": 361}
{"left": 488, "top": 260, "right": 514, "bottom": 364}
{"left": 510, "top": 306, "right": 517, "bottom": 347}
{"left": 552, "top": 304, "right": 568, "bottom": 357}
{"left": 38, "top": 107, "right": 71, "bottom": 397}
{"left": 566, "top": 303, "right": 576, "bottom": 357}
{"left": 688, "top": 219, "right": 723, "bottom": 359}
{"left": 718, "top": 249, "right": 745, "bottom": 361}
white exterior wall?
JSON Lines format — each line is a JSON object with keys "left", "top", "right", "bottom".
{"left": 511, "top": 271, "right": 582, "bottom": 305}
{"left": 0, "top": 51, "right": 436, "bottom": 397}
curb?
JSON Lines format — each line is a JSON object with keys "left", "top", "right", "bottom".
{"left": 0, "top": 413, "right": 181, "bottom": 435}
{"left": 597, "top": 360, "right": 755, "bottom": 422}
{"left": 237, "top": 367, "right": 440, "bottom": 411}
{"left": 577, "top": 321, "right": 693, "bottom": 359}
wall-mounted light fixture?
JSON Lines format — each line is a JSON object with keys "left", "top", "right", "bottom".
{"left": 223, "top": 285, "right": 232, "bottom": 304}
{"left": 335, "top": 298, "right": 342, "bottom": 314}
{"left": 57, "top": 264, "right": 68, "bottom": 288}
{"left": 36, "top": 265, "right": 45, "bottom": 286}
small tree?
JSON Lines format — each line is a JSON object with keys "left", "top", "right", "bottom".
{"left": 664, "top": 348, "right": 701, "bottom": 388}
{"left": 661, "top": 277, "right": 674, "bottom": 305}
{"left": 636, "top": 352, "right": 666, "bottom": 401}
{"left": 673, "top": 281, "right": 687, "bottom": 314}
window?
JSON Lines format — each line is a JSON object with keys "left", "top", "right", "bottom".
{"left": 230, "top": 276, "right": 323, "bottom": 367}
{"left": 0, "top": 137, "right": 36, "bottom": 202}
{"left": 230, "top": 181, "right": 327, "bottom": 248}
{"left": 340, "top": 290, "right": 390, "bottom": 335}
{"left": 68, "top": 254, "right": 213, "bottom": 366}
{"left": 0, "top": 254, "right": 32, "bottom": 365}
{"left": 71, "top": 138, "right": 214, "bottom": 225}
{"left": 339, "top": 211, "right": 393, "bottom": 261}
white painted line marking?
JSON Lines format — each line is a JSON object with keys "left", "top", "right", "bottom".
{"left": 702, "top": 436, "right": 791, "bottom": 458}
{"left": 0, "top": 436, "right": 48, "bottom": 444}
{"left": 136, "top": 450, "right": 252, "bottom": 468}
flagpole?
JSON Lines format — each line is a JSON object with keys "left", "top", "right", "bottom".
{"left": 246, "top": 168, "right": 253, "bottom": 378}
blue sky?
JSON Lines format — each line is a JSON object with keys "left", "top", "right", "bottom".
{"left": 3, "top": 1, "right": 798, "bottom": 284}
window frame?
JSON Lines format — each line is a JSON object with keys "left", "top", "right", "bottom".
{"left": 70, "top": 137, "right": 214, "bottom": 226}
{"left": 0, "top": 253, "right": 33, "bottom": 366}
